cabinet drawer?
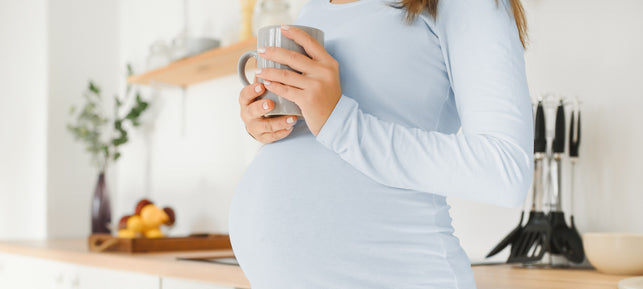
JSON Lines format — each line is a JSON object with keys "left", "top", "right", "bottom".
{"left": 76, "top": 265, "right": 160, "bottom": 289}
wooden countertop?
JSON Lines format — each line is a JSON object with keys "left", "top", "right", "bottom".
{"left": 473, "top": 264, "right": 625, "bottom": 289}
{"left": 0, "top": 239, "right": 250, "bottom": 288}
{"left": 0, "top": 239, "right": 628, "bottom": 289}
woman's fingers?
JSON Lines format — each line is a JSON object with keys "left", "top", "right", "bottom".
{"left": 259, "top": 47, "right": 316, "bottom": 74}
{"left": 256, "top": 68, "right": 310, "bottom": 89}
{"left": 247, "top": 115, "right": 297, "bottom": 135}
{"left": 280, "top": 25, "right": 328, "bottom": 62}
{"left": 245, "top": 98, "right": 274, "bottom": 120}
{"left": 263, "top": 80, "right": 304, "bottom": 103}
{"left": 239, "top": 77, "right": 299, "bottom": 143}
{"left": 239, "top": 82, "right": 264, "bottom": 106}
{"left": 260, "top": 127, "right": 295, "bottom": 144}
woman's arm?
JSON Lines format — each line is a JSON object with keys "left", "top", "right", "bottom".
{"left": 316, "top": 94, "right": 532, "bottom": 207}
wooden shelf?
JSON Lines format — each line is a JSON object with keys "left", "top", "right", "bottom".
{"left": 127, "top": 38, "right": 257, "bottom": 87}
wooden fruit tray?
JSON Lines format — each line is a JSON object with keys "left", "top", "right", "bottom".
{"left": 88, "top": 233, "right": 232, "bottom": 253}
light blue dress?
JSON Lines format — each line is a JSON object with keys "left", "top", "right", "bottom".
{"left": 229, "top": 0, "right": 533, "bottom": 288}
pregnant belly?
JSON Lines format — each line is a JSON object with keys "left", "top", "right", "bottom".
{"left": 228, "top": 125, "right": 473, "bottom": 289}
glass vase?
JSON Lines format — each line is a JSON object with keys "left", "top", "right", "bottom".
{"left": 91, "top": 171, "right": 112, "bottom": 234}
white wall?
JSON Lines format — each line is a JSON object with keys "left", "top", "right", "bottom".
{"left": 524, "top": 0, "right": 643, "bottom": 233}
{"left": 450, "top": 0, "right": 643, "bottom": 262}
{"left": 114, "top": 0, "right": 306, "bottom": 236}
{"left": 46, "top": 0, "right": 120, "bottom": 238}
{"left": 0, "top": 0, "right": 120, "bottom": 240}
{"left": 1, "top": 0, "right": 303, "bottom": 240}
{"left": 0, "top": 1, "right": 48, "bottom": 240}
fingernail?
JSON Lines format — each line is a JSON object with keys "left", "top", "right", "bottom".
{"left": 254, "top": 68, "right": 262, "bottom": 75}
{"left": 254, "top": 85, "right": 262, "bottom": 93}
{"left": 287, "top": 126, "right": 294, "bottom": 131}
{"left": 264, "top": 80, "right": 271, "bottom": 86}
{"left": 287, "top": 117, "right": 295, "bottom": 124}
{"left": 258, "top": 47, "right": 266, "bottom": 53}
{"left": 263, "top": 102, "right": 269, "bottom": 110}
{"left": 281, "top": 25, "right": 290, "bottom": 31}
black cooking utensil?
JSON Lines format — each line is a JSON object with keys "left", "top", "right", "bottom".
{"left": 534, "top": 101, "right": 547, "bottom": 154}
{"left": 549, "top": 101, "right": 568, "bottom": 255}
{"left": 508, "top": 101, "right": 551, "bottom": 264}
{"left": 509, "top": 212, "right": 550, "bottom": 263}
{"left": 550, "top": 103, "right": 585, "bottom": 263}
{"left": 569, "top": 110, "right": 581, "bottom": 158}
{"left": 485, "top": 211, "right": 524, "bottom": 258}
{"left": 550, "top": 211, "right": 584, "bottom": 263}
{"left": 561, "top": 109, "right": 585, "bottom": 263}
{"left": 552, "top": 101, "right": 566, "bottom": 154}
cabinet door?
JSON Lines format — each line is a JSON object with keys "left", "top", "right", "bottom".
{"left": 76, "top": 265, "right": 160, "bottom": 289}
{"left": 161, "top": 277, "right": 235, "bottom": 289}
{"left": 0, "top": 252, "right": 69, "bottom": 289}
{"left": 0, "top": 253, "right": 6, "bottom": 288}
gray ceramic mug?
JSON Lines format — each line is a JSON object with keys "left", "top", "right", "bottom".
{"left": 237, "top": 25, "right": 324, "bottom": 117}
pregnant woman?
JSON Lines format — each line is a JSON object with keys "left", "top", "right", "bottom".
{"left": 230, "top": 0, "right": 533, "bottom": 288}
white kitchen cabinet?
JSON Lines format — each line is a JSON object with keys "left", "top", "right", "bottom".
{"left": 75, "top": 265, "right": 160, "bottom": 289}
{"left": 0, "top": 252, "right": 160, "bottom": 289}
{"left": 161, "top": 277, "right": 235, "bottom": 289}
{"left": 0, "top": 252, "right": 66, "bottom": 289}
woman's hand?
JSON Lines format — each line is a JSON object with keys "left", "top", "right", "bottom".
{"left": 239, "top": 80, "right": 298, "bottom": 144}
{"left": 255, "top": 25, "right": 342, "bottom": 136}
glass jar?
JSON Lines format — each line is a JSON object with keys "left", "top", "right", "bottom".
{"left": 146, "top": 41, "right": 171, "bottom": 71}
{"left": 253, "top": 0, "right": 292, "bottom": 35}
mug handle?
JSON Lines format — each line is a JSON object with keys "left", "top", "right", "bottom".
{"left": 237, "top": 50, "right": 258, "bottom": 86}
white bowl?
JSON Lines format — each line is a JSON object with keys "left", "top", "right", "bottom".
{"left": 619, "top": 276, "right": 643, "bottom": 289}
{"left": 185, "top": 38, "right": 221, "bottom": 57}
{"left": 171, "top": 37, "right": 221, "bottom": 60}
{"left": 583, "top": 233, "right": 643, "bottom": 275}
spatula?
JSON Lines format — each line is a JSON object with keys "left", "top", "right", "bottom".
{"left": 507, "top": 101, "right": 551, "bottom": 264}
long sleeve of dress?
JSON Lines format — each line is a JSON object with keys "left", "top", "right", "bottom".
{"left": 315, "top": 0, "right": 534, "bottom": 207}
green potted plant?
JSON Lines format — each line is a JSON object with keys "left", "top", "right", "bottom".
{"left": 67, "top": 65, "right": 149, "bottom": 234}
